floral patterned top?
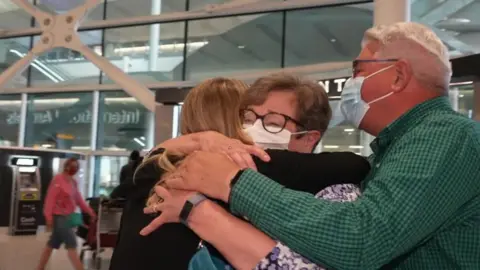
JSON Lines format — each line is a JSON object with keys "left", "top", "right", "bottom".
{"left": 254, "top": 184, "right": 361, "bottom": 270}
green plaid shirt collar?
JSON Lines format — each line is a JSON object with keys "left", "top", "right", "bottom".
{"left": 371, "top": 96, "right": 451, "bottom": 155}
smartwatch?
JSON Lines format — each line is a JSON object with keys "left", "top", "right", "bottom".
{"left": 179, "top": 193, "right": 207, "bottom": 226}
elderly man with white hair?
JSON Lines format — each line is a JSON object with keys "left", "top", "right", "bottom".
{"left": 141, "top": 22, "right": 480, "bottom": 269}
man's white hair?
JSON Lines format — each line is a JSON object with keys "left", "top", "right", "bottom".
{"left": 362, "top": 22, "right": 452, "bottom": 93}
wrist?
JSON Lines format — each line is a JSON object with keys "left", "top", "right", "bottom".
{"left": 188, "top": 200, "right": 229, "bottom": 242}
{"left": 224, "top": 169, "right": 245, "bottom": 203}
{"left": 180, "top": 193, "right": 208, "bottom": 226}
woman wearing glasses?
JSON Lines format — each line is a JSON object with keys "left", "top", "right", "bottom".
{"left": 110, "top": 76, "right": 369, "bottom": 270}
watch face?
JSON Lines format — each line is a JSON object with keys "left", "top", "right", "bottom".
{"left": 180, "top": 201, "right": 194, "bottom": 225}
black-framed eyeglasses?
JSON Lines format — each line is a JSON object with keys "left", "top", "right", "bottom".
{"left": 352, "top": 58, "right": 398, "bottom": 77}
{"left": 241, "top": 109, "right": 304, "bottom": 134}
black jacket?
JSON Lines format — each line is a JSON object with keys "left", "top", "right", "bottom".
{"left": 109, "top": 150, "right": 370, "bottom": 270}
{"left": 110, "top": 158, "right": 142, "bottom": 199}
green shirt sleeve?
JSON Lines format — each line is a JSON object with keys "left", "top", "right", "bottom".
{"left": 230, "top": 123, "right": 480, "bottom": 269}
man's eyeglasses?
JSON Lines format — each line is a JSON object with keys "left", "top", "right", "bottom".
{"left": 352, "top": 59, "right": 398, "bottom": 77}
{"left": 241, "top": 109, "right": 304, "bottom": 134}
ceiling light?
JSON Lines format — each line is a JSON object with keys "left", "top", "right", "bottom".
{"left": 134, "top": 138, "right": 145, "bottom": 147}
{"left": 323, "top": 145, "right": 339, "bottom": 149}
{"left": 330, "top": 38, "right": 336, "bottom": 42}
{"left": 113, "top": 41, "right": 209, "bottom": 55}
{"left": 450, "top": 81, "right": 473, "bottom": 86}
{"left": 453, "top": 18, "right": 471, "bottom": 23}
{"left": 344, "top": 128, "right": 355, "bottom": 132}
{"left": 459, "top": 94, "right": 464, "bottom": 98}
{"left": 238, "top": 45, "right": 245, "bottom": 49}
{"left": 349, "top": 145, "right": 364, "bottom": 149}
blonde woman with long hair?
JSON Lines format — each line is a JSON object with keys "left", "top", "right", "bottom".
{"left": 110, "top": 77, "right": 370, "bottom": 270}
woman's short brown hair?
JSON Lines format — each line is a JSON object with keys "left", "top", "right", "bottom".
{"left": 242, "top": 73, "right": 331, "bottom": 134}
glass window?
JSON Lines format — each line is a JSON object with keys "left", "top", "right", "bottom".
{"left": 106, "top": 0, "right": 186, "bottom": 19}
{"left": 97, "top": 91, "right": 154, "bottom": 151}
{"left": 93, "top": 155, "right": 129, "bottom": 196}
{"left": 103, "top": 22, "right": 186, "bottom": 83}
{"left": 321, "top": 124, "right": 362, "bottom": 154}
{"left": 35, "top": 0, "right": 104, "bottom": 21}
{"left": 0, "top": 0, "right": 33, "bottom": 30}
{"left": 188, "top": 0, "right": 284, "bottom": 10}
{"left": 321, "top": 100, "right": 361, "bottom": 154}
{"left": 185, "top": 13, "right": 283, "bottom": 80}
{"left": 284, "top": 3, "right": 373, "bottom": 67}
{"left": 30, "top": 30, "right": 103, "bottom": 86}
{"left": 411, "top": 1, "right": 480, "bottom": 57}
{"left": 24, "top": 92, "right": 93, "bottom": 150}
{"left": 0, "top": 37, "right": 31, "bottom": 88}
{"left": 450, "top": 83, "right": 475, "bottom": 119}
{"left": 0, "top": 94, "right": 22, "bottom": 146}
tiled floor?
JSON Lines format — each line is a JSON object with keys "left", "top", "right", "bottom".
{"left": 0, "top": 227, "right": 112, "bottom": 270}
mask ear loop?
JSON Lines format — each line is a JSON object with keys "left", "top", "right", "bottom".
{"left": 364, "top": 65, "right": 396, "bottom": 106}
{"left": 364, "top": 64, "right": 395, "bottom": 80}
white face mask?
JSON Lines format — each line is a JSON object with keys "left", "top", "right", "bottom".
{"left": 243, "top": 120, "right": 306, "bottom": 150}
{"left": 330, "top": 65, "right": 395, "bottom": 128}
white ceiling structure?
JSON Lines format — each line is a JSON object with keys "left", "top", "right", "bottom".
{"left": 0, "top": 0, "right": 478, "bottom": 87}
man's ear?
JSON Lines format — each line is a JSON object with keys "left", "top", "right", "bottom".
{"left": 392, "top": 59, "right": 412, "bottom": 93}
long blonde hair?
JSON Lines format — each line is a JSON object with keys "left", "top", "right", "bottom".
{"left": 141, "top": 77, "right": 252, "bottom": 206}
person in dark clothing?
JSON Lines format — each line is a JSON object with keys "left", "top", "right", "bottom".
{"left": 110, "top": 150, "right": 142, "bottom": 199}
{"left": 109, "top": 76, "right": 370, "bottom": 270}
{"left": 120, "top": 150, "right": 141, "bottom": 185}
{"left": 110, "top": 146, "right": 370, "bottom": 270}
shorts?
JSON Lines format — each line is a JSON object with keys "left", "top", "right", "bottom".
{"left": 48, "top": 215, "right": 77, "bottom": 249}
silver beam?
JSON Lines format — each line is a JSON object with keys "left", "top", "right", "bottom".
{"left": 0, "top": 0, "right": 359, "bottom": 38}
{"left": 17, "top": 93, "right": 28, "bottom": 147}
{"left": 0, "top": 61, "right": 352, "bottom": 94}
{"left": 0, "top": 0, "right": 156, "bottom": 112}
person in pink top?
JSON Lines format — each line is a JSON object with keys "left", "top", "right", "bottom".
{"left": 36, "top": 158, "right": 96, "bottom": 270}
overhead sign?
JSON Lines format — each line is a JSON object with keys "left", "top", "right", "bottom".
{"left": 10, "top": 157, "right": 39, "bottom": 167}
{"left": 317, "top": 77, "right": 349, "bottom": 98}
{"left": 5, "top": 109, "right": 142, "bottom": 126}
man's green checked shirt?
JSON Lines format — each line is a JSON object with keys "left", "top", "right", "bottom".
{"left": 230, "top": 97, "right": 480, "bottom": 269}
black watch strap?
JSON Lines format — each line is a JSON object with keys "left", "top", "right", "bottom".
{"left": 180, "top": 193, "right": 207, "bottom": 226}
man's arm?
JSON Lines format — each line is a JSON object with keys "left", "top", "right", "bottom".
{"left": 229, "top": 130, "right": 480, "bottom": 269}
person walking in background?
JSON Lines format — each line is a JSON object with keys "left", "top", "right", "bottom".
{"left": 36, "top": 158, "right": 96, "bottom": 270}
{"left": 110, "top": 150, "right": 143, "bottom": 199}
{"left": 119, "top": 150, "right": 142, "bottom": 185}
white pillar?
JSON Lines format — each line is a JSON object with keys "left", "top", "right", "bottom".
{"left": 149, "top": 0, "right": 161, "bottom": 72}
{"left": 374, "top": 0, "right": 411, "bottom": 25}
{"left": 449, "top": 87, "right": 459, "bottom": 111}
{"left": 359, "top": 0, "right": 412, "bottom": 154}
{"left": 146, "top": 112, "right": 155, "bottom": 149}
{"left": 122, "top": 56, "right": 130, "bottom": 73}
{"left": 146, "top": 0, "right": 161, "bottom": 149}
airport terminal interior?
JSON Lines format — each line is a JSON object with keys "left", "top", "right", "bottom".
{"left": 0, "top": 0, "right": 479, "bottom": 269}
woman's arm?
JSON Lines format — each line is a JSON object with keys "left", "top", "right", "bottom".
{"left": 74, "top": 185, "right": 96, "bottom": 217}
{"left": 43, "top": 175, "right": 60, "bottom": 225}
{"left": 254, "top": 151, "right": 370, "bottom": 193}
{"left": 188, "top": 200, "right": 276, "bottom": 270}
{"left": 155, "top": 131, "right": 269, "bottom": 163}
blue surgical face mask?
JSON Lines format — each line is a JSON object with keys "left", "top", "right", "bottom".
{"left": 330, "top": 65, "right": 395, "bottom": 128}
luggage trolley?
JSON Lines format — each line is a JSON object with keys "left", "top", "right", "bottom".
{"left": 79, "top": 197, "right": 125, "bottom": 269}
